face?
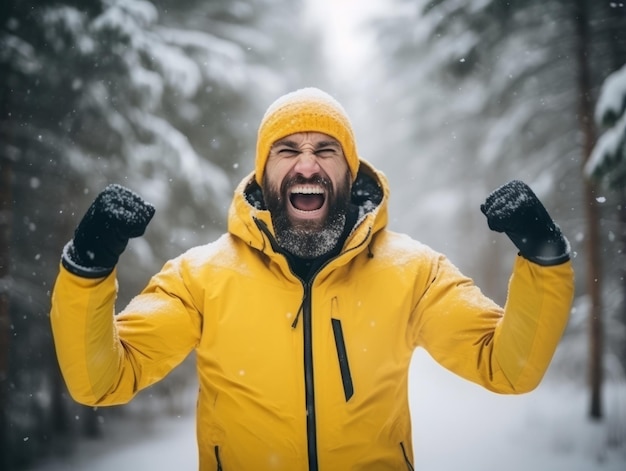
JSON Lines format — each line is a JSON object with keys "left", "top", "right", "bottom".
{"left": 262, "top": 132, "right": 352, "bottom": 258}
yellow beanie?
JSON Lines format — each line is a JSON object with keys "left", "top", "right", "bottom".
{"left": 255, "top": 87, "right": 360, "bottom": 185}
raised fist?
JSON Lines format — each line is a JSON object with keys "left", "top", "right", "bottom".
{"left": 481, "top": 180, "right": 569, "bottom": 266}
{"left": 66, "top": 184, "right": 155, "bottom": 275}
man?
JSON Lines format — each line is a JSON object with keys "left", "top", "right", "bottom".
{"left": 51, "top": 87, "right": 575, "bottom": 470}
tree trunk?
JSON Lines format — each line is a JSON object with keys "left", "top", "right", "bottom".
{"left": 574, "top": 0, "right": 603, "bottom": 420}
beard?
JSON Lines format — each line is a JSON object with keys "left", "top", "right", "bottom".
{"left": 263, "top": 171, "right": 352, "bottom": 259}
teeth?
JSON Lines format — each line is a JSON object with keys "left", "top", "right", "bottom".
{"left": 291, "top": 185, "right": 324, "bottom": 195}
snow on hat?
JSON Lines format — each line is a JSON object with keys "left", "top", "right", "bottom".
{"left": 254, "top": 87, "right": 360, "bottom": 185}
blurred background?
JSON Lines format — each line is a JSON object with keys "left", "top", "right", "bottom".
{"left": 0, "top": 0, "right": 625, "bottom": 469}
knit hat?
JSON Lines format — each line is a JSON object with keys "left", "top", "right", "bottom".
{"left": 254, "top": 87, "right": 360, "bottom": 185}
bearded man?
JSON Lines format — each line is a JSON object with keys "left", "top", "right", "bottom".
{"left": 51, "top": 88, "right": 574, "bottom": 470}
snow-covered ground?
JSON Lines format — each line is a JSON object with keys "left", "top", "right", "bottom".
{"left": 29, "top": 350, "right": 626, "bottom": 471}
{"left": 409, "top": 351, "right": 626, "bottom": 471}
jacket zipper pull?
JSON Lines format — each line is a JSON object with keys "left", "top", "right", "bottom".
{"left": 291, "top": 297, "right": 305, "bottom": 329}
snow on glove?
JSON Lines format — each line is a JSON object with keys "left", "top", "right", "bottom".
{"left": 63, "top": 184, "right": 155, "bottom": 277}
{"left": 480, "top": 180, "right": 569, "bottom": 266}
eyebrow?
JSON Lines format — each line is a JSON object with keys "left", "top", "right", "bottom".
{"left": 315, "top": 140, "right": 341, "bottom": 150}
{"left": 271, "top": 139, "right": 300, "bottom": 149}
{"left": 271, "top": 139, "right": 342, "bottom": 150}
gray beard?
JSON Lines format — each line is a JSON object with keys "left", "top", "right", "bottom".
{"left": 274, "top": 212, "right": 346, "bottom": 259}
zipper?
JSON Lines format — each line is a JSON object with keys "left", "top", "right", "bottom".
{"left": 400, "top": 442, "right": 415, "bottom": 471}
{"left": 331, "top": 318, "right": 354, "bottom": 401}
{"left": 302, "top": 282, "right": 319, "bottom": 471}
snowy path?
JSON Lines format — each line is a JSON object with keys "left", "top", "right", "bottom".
{"left": 30, "top": 351, "right": 625, "bottom": 471}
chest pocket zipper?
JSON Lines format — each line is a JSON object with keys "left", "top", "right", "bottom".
{"left": 331, "top": 318, "right": 354, "bottom": 402}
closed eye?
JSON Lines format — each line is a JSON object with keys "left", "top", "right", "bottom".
{"left": 315, "top": 141, "right": 342, "bottom": 157}
{"left": 315, "top": 148, "right": 340, "bottom": 158}
{"left": 276, "top": 147, "right": 299, "bottom": 156}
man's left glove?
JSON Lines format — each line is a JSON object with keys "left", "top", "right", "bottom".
{"left": 62, "top": 184, "right": 155, "bottom": 277}
{"left": 480, "top": 180, "right": 569, "bottom": 266}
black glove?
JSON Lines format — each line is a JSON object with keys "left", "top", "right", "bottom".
{"left": 480, "top": 180, "right": 569, "bottom": 266}
{"left": 63, "top": 184, "right": 155, "bottom": 277}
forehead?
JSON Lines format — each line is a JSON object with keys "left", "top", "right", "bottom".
{"left": 271, "top": 132, "right": 340, "bottom": 147}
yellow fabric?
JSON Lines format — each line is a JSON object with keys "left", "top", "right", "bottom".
{"left": 51, "top": 160, "right": 574, "bottom": 470}
{"left": 255, "top": 87, "right": 360, "bottom": 185}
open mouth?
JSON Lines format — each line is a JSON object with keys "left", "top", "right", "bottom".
{"left": 288, "top": 185, "right": 326, "bottom": 212}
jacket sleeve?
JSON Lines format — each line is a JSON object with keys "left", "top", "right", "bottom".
{"left": 413, "top": 254, "right": 574, "bottom": 394}
{"left": 50, "top": 258, "right": 202, "bottom": 406}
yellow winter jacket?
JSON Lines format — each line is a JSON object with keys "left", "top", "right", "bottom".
{"left": 51, "top": 161, "right": 574, "bottom": 470}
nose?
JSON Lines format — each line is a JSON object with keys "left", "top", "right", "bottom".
{"left": 293, "top": 151, "right": 320, "bottom": 178}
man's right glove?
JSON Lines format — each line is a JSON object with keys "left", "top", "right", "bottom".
{"left": 480, "top": 180, "right": 570, "bottom": 266}
{"left": 62, "top": 184, "right": 155, "bottom": 277}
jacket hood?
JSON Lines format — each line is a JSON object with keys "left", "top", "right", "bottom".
{"left": 227, "top": 159, "right": 390, "bottom": 260}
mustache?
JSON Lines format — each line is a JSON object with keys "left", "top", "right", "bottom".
{"left": 280, "top": 174, "right": 333, "bottom": 196}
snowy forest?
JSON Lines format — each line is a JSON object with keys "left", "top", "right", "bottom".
{"left": 1, "top": 0, "right": 625, "bottom": 470}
